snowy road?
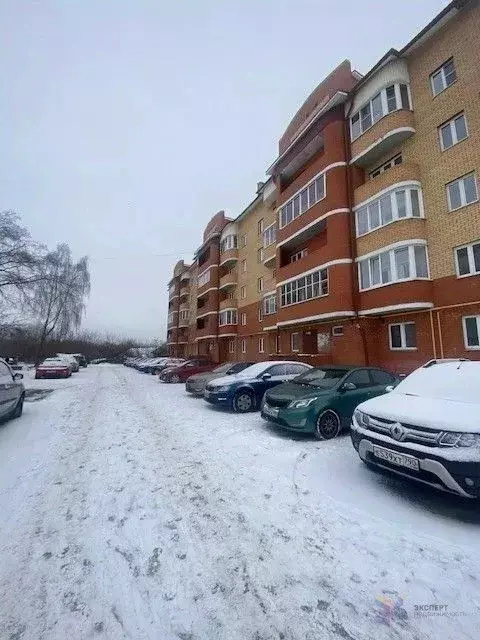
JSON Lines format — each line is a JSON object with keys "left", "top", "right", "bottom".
{"left": 1, "top": 364, "right": 480, "bottom": 640}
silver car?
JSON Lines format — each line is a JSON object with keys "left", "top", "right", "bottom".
{"left": 0, "top": 358, "right": 25, "bottom": 421}
{"left": 185, "top": 361, "right": 255, "bottom": 396}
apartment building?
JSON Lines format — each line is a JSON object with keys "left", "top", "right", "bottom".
{"left": 167, "top": 0, "right": 480, "bottom": 372}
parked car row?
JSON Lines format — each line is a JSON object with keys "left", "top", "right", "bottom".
{"left": 156, "top": 357, "right": 479, "bottom": 500}
{"left": 124, "top": 356, "right": 187, "bottom": 376}
{"left": 35, "top": 353, "right": 87, "bottom": 379}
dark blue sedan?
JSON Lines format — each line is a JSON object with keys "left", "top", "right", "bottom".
{"left": 203, "top": 360, "right": 312, "bottom": 413}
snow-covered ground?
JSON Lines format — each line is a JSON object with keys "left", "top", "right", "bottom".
{"left": 1, "top": 364, "right": 480, "bottom": 640}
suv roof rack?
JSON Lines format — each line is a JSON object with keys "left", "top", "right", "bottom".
{"left": 423, "top": 358, "right": 470, "bottom": 368}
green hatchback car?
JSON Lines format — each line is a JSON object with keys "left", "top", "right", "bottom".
{"left": 261, "top": 365, "right": 400, "bottom": 440}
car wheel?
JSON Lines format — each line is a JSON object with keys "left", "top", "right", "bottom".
{"left": 170, "top": 374, "right": 180, "bottom": 383}
{"left": 233, "top": 390, "right": 254, "bottom": 413}
{"left": 12, "top": 395, "right": 24, "bottom": 419}
{"left": 315, "top": 409, "right": 341, "bottom": 440}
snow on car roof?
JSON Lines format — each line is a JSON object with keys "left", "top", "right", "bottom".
{"left": 234, "top": 360, "right": 311, "bottom": 378}
{"left": 392, "top": 360, "right": 480, "bottom": 404}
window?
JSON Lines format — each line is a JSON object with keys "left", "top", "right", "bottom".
{"left": 267, "top": 364, "right": 287, "bottom": 377}
{"left": 258, "top": 306, "right": 263, "bottom": 322}
{"left": 241, "top": 312, "right": 247, "bottom": 325}
{"left": 257, "top": 219, "right": 264, "bottom": 235}
{"left": 241, "top": 259, "right": 247, "bottom": 273}
{"left": 197, "top": 269, "right": 210, "bottom": 287}
{"left": 286, "top": 363, "right": 309, "bottom": 375}
{"left": 455, "top": 241, "right": 480, "bottom": 277}
{"left": 430, "top": 58, "right": 456, "bottom": 96}
{"left": 263, "top": 294, "right": 277, "bottom": 315}
{"left": 332, "top": 325, "right": 344, "bottom": 336}
{"left": 358, "top": 243, "right": 429, "bottom": 291}
{"left": 350, "top": 83, "right": 411, "bottom": 140}
{"left": 257, "top": 277, "right": 264, "bottom": 292}
{"left": 370, "top": 369, "right": 396, "bottom": 385}
{"left": 220, "top": 235, "right": 237, "bottom": 253}
{"left": 446, "top": 172, "right": 478, "bottom": 211}
{"left": 228, "top": 340, "right": 235, "bottom": 353}
{"left": 290, "top": 249, "right": 308, "bottom": 263}
{"left": 257, "top": 248, "right": 264, "bottom": 263}
{"left": 439, "top": 113, "right": 468, "bottom": 150}
{"left": 463, "top": 316, "right": 480, "bottom": 349}
{"left": 370, "top": 154, "right": 402, "bottom": 179}
{"left": 344, "top": 369, "right": 371, "bottom": 388}
{"left": 241, "top": 339, "right": 247, "bottom": 354}
{"left": 291, "top": 332, "right": 301, "bottom": 352}
{"left": 168, "top": 312, "right": 176, "bottom": 324}
{"left": 389, "top": 322, "right": 417, "bottom": 350}
{"left": 179, "top": 310, "right": 189, "bottom": 321}
{"left": 263, "top": 223, "right": 276, "bottom": 248}
{"left": 241, "top": 286, "right": 246, "bottom": 300}
{"left": 279, "top": 172, "right": 326, "bottom": 228}
{"left": 280, "top": 268, "right": 328, "bottom": 306}
{"left": 241, "top": 234, "right": 247, "bottom": 247}
{"left": 258, "top": 337, "right": 265, "bottom": 353}
{"left": 219, "top": 309, "right": 237, "bottom": 326}
{"left": 355, "top": 185, "right": 423, "bottom": 237}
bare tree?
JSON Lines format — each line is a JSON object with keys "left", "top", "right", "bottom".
{"left": 0, "top": 210, "right": 45, "bottom": 308}
{"left": 32, "top": 244, "right": 91, "bottom": 363}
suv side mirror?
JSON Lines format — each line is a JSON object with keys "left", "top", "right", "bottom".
{"left": 14, "top": 373, "right": 23, "bottom": 380}
{"left": 262, "top": 372, "right": 272, "bottom": 381}
{"left": 341, "top": 381, "right": 356, "bottom": 391}
{"left": 385, "top": 385, "right": 395, "bottom": 392}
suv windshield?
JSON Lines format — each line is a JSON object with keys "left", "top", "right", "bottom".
{"left": 293, "top": 368, "right": 349, "bottom": 389}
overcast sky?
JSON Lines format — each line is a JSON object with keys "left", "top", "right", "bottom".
{"left": 0, "top": 0, "right": 449, "bottom": 341}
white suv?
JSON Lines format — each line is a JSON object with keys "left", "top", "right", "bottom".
{"left": 351, "top": 359, "right": 480, "bottom": 498}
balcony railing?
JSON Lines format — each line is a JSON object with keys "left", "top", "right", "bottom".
{"left": 350, "top": 110, "right": 415, "bottom": 168}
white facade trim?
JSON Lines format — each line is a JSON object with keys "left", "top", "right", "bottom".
{"left": 359, "top": 302, "right": 434, "bottom": 316}
{"left": 218, "top": 307, "right": 237, "bottom": 313}
{"left": 195, "top": 334, "right": 218, "bottom": 341}
{"left": 197, "top": 286, "right": 218, "bottom": 298}
{"left": 355, "top": 239, "right": 427, "bottom": 262}
{"left": 219, "top": 257, "right": 238, "bottom": 267}
{"left": 262, "top": 290, "right": 276, "bottom": 297}
{"left": 276, "top": 258, "right": 352, "bottom": 287}
{"left": 277, "top": 208, "right": 350, "bottom": 248}
{"left": 218, "top": 332, "right": 238, "bottom": 337}
{"left": 354, "top": 181, "right": 422, "bottom": 211}
{"left": 262, "top": 325, "right": 278, "bottom": 331}
{"left": 350, "top": 127, "right": 416, "bottom": 165}
{"left": 196, "top": 311, "right": 218, "bottom": 319}
{"left": 197, "top": 264, "right": 218, "bottom": 279}
{"left": 276, "top": 311, "right": 356, "bottom": 327}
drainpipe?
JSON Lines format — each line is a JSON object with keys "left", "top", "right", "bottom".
{"left": 343, "top": 101, "right": 369, "bottom": 365}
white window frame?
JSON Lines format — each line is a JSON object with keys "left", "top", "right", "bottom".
{"left": 241, "top": 339, "right": 247, "bottom": 354}
{"left": 389, "top": 322, "right": 417, "bottom": 351}
{"left": 280, "top": 268, "right": 328, "bottom": 307}
{"left": 241, "top": 312, "right": 247, "bottom": 325}
{"left": 369, "top": 154, "right": 403, "bottom": 179}
{"left": 454, "top": 240, "right": 480, "bottom": 278}
{"left": 462, "top": 316, "right": 480, "bottom": 350}
{"left": 257, "top": 277, "right": 264, "bottom": 293}
{"left": 430, "top": 58, "right": 456, "bottom": 97}
{"left": 439, "top": 113, "right": 468, "bottom": 151}
{"left": 220, "top": 234, "right": 237, "bottom": 253}
{"left": 241, "top": 234, "right": 247, "bottom": 247}
{"left": 258, "top": 306, "right": 263, "bottom": 322}
{"left": 263, "top": 294, "right": 277, "bottom": 315}
{"left": 350, "top": 83, "right": 412, "bottom": 141}
{"left": 168, "top": 312, "right": 176, "bottom": 324}
{"left": 279, "top": 171, "right": 326, "bottom": 229}
{"left": 355, "top": 183, "right": 424, "bottom": 237}
{"left": 332, "top": 325, "right": 344, "bottom": 336}
{"left": 257, "top": 247, "right": 264, "bottom": 263}
{"left": 257, "top": 218, "right": 264, "bottom": 235}
{"left": 446, "top": 172, "right": 478, "bottom": 212}
{"left": 240, "top": 286, "right": 246, "bottom": 300}
{"left": 197, "top": 269, "right": 211, "bottom": 288}
{"left": 179, "top": 310, "right": 189, "bottom": 321}
{"left": 358, "top": 243, "right": 430, "bottom": 292}
{"left": 276, "top": 335, "right": 281, "bottom": 353}
{"left": 241, "top": 259, "right": 247, "bottom": 273}
{"left": 290, "top": 248, "right": 308, "bottom": 263}
{"left": 258, "top": 337, "right": 265, "bottom": 353}
{"left": 219, "top": 309, "right": 237, "bottom": 326}
{"left": 291, "top": 332, "right": 300, "bottom": 352}
{"left": 228, "top": 340, "right": 235, "bottom": 354}
{"left": 263, "top": 223, "right": 276, "bottom": 248}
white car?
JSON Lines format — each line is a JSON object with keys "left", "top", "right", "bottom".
{"left": 56, "top": 353, "right": 80, "bottom": 372}
{"left": 351, "top": 359, "right": 480, "bottom": 498}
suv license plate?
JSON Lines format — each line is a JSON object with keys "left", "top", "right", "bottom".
{"left": 373, "top": 446, "right": 420, "bottom": 471}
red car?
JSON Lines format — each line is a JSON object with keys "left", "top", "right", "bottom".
{"left": 160, "top": 358, "right": 216, "bottom": 383}
{"left": 35, "top": 358, "right": 72, "bottom": 379}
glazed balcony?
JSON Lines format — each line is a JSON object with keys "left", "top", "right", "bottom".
{"left": 351, "top": 110, "right": 415, "bottom": 168}
{"left": 178, "top": 315, "right": 190, "bottom": 328}
{"left": 219, "top": 269, "right": 238, "bottom": 291}
{"left": 354, "top": 162, "right": 421, "bottom": 207}
{"left": 197, "top": 266, "right": 219, "bottom": 299}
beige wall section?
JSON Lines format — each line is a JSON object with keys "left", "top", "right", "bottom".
{"left": 188, "top": 264, "right": 198, "bottom": 327}
{"left": 237, "top": 199, "right": 276, "bottom": 307}
{"left": 405, "top": 0, "right": 480, "bottom": 279}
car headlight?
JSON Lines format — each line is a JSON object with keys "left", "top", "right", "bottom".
{"left": 353, "top": 409, "right": 370, "bottom": 427}
{"left": 210, "top": 385, "right": 230, "bottom": 393}
{"left": 288, "top": 397, "right": 318, "bottom": 409}
{"left": 440, "top": 432, "right": 480, "bottom": 447}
